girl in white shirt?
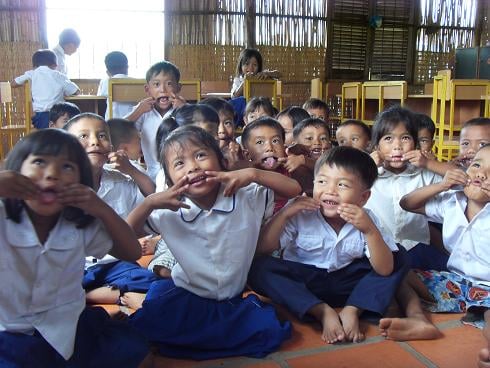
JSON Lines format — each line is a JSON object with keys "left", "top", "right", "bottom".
{"left": 0, "top": 129, "right": 147, "bottom": 367}
{"left": 127, "top": 125, "right": 301, "bottom": 360}
{"left": 231, "top": 48, "right": 281, "bottom": 98}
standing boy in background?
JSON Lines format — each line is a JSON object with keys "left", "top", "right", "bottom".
{"left": 97, "top": 51, "right": 134, "bottom": 120}
{"left": 12, "top": 49, "right": 79, "bottom": 129}
{"left": 52, "top": 28, "right": 80, "bottom": 75}
{"left": 125, "top": 61, "right": 186, "bottom": 181}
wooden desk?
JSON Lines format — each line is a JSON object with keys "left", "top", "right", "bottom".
{"left": 202, "top": 92, "right": 231, "bottom": 99}
{"left": 406, "top": 94, "right": 433, "bottom": 116}
{"left": 65, "top": 95, "right": 107, "bottom": 117}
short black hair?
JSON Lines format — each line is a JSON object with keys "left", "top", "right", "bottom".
{"left": 292, "top": 117, "right": 330, "bottom": 140}
{"left": 200, "top": 97, "right": 235, "bottom": 121}
{"left": 3, "top": 129, "right": 94, "bottom": 227}
{"left": 276, "top": 106, "right": 310, "bottom": 128}
{"left": 463, "top": 117, "right": 490, "bottom": 129}
{"left": 104, "top": 51, "right": 128, "bottom": 76}
{"left": 414, "top": 113, "right": 435, "bottom": 137}
{"left": 371, "top": 106, "right": 417, "bottom": 149}
{"left": 63, "top": 112, "right": 107, "bottom": 132}
{"left": 235, "top": 48, "right": 263, "bottom": 76}
{"left": 338, "top": 119, "right": 371, "bottom": 140}
{"left": 161, "top": 125, "right": 226, "bottom": 187}
{"left": 32, "top": 49, "right": 57, "bottom": 68}
{"left": 245, "top": 97, "right": 274, "bottom": 119}
{"left": 303, "top": 98, "right": 329, "bottom": 117}
{"left": 59, "top": 28, "right": 80, "bottom": 47}
{"left": 146, "top": 61, "right": 180, "bottom": 83}
{"left": 49, "top": 102, "right": 81, "bottom": 123}
{"left": 107, "top": 118, "right": 138, "bottom": 150}
{"left": 241, "top": 117, "right": 285, "bottom": 148}
{"left": 314, "top": 146, "right": 378, "bottom": 189}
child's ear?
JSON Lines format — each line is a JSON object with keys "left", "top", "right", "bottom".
{"left": 176, "top": 82, "right": 182, "bottom": 93}
{"left": 242, "top": 148, "right": 251, "bottom": 161}
{"left": 144, "top": 84, "right": 150, "bottom": 95}
{"left": 358, "top": 189, "right": 371, "bottom": 207}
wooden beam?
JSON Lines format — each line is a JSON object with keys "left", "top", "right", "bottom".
{"left": 245, "top": 0, "right": 255, "bottom": 49}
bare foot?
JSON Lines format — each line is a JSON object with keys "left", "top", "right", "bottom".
{"left": 478, "top": 348, "right": 490, "bottom": 368}
{"left": 379, "top": 316, "right": 441, "bottom": 341}
{"left": 140, "top": 236, "right": 158, "bottom": 256}
{"left": 120, "top": 292, "right": 146, "bottom": 310}
{"left": 339, "top": 306, "right": 364, "bottom": 343}
{"left": 153, "top": 265, "right": 172, "bottom": 278}
{"left": 309, "top": 303, "right": 345, "bottom": 344}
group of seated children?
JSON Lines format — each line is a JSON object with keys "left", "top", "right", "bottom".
{"left": 1, "top": 50, "right": 490, "bottom": 367}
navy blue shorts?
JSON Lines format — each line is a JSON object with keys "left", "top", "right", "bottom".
{"left": 32, "top": 111, "right": 50, "bottom": 129}
{"left": 83, "top": 261, "right": 158, "bottom": 293}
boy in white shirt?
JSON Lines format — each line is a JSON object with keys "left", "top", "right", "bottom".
{"left": 12, "top": 49, "right": 79, "bottom": 129}
{"left": 249, "top": 146, "right": 408, "bottom": 344}
{"left": 97, "top": 51, "right": 135, "bottom": 120}
{"left": 125, "top": 61, "right": 186, "bottom": 180}
{"left": 52, "top": 28, "right": 80, "bottom": 75}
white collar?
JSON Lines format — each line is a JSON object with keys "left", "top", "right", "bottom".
{"left": 180, "top": 185, "right": 235, "bottom": 223}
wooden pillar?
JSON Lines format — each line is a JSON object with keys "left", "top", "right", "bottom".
{"left": 163, "top": 0, "right": 172, "bottom": 60}
{"left": 364, "top": 0, "right": 376, "bottom": 81}
{"left": 405, "top": 0, "right": 420, "bottom": 84}
{"left": 245, "top": 0, "right": 255, "bottom": 48}
{"left": 325, "top": 0, "right": 334, "bottom": 80}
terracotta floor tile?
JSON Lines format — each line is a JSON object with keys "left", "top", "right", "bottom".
{"left": 286, "top": 340, "right": 426, "bottom": 368}
{"left": 408, "top": 325, "right": 486, "bottom": 368}
{"left": 429, "top": 312, "right": 465, "bottom": 325}
{"left": 150, "top": 355, "right": 281, "bottom": 368}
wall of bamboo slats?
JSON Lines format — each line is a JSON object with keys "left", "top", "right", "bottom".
{"left": 0, "top": 0, "right": 42, "bottom": 157}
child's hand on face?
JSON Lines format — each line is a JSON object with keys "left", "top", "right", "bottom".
{"left": 421, "top": 150, "right": 436, "bottom": 161}
{"left": 403, "top": 149, "right": 428, "bottom": 168}
{"left": 57, "top": 183, "right": 102, "bottom": 215}
{"left": 0, "top": 170, "right": 39, "bottom": 199}
{"left": 148, "top": 175, "right": 190, "bottom": 211}
{"left": 224, "top": 141, "right": 243, "bottom": 169}
{"left": 279, "top": 154, "right": 305, "bottom": 173}
{"left": 139, "top": 235, "right": 159, "bottom": 256}
{"left": 337, "top": 203, "right": 375, "bottom": 234}
{"left": 283, "top": 195, "right": 320, "bottom": 218}
{"left": 107, "top": 150, "right": 133, "bottom": 175}
{"left": 205, "top": 169, "right": 256, "bottom": 197}
{"left": 440, "top": 169, "right": 469, "bottom": 191}
{"left": 370, "top": 150, "right": 383, "bottom": 167}
{"left": 169, "top": 92, "right": 186, "bottom": 109}
{"left": 137, "top": 97, "right": 155, "bottom": 114}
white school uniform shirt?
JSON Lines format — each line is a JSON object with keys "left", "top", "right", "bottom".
{"left": 52, "top": 44, "right": 66, "bottom": 75}
{"left": 280, "top": 208, "right": 398, "bottom": 271}
{"left": 148, "top": 182, "right": 274, "bottom": 300}
{"left": 425, "top": 190, "right": 490, "bottom": 286}
{"left": 0, "top": 202, "right": 112, "bottom": 359}
{"left": 365, "top": 165, "right": 442, "bottom": 251}
{"left": 14, "top": 66, "right": 79, "bottom": 112}
{"left": 85, "top": 168, "right": 144, "bottom": 269}
{"left": 133, "top": 107, "right": 173, "bottom": 181}
{"left": 97, "top": 74, "right": 135, "bottom": 120}
{"left": 231, "top": 75, "right": 244, "bottom": 96}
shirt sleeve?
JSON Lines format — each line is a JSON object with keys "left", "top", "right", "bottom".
{"left": 14, "top": 70, "right": 32, "bottom": 85}
{"left": 365, "top": 210, "right": 399, "bottom": 254}
{"left": 279, "top": 212, "right": 298, "bottom": 251}
{"left": 61, "top": 74, "right": 80, "bottom": 96}
{"left": 84, "top": 220, "right": 113, "bottom": 259}
{"left": 424, "top": 191, "right": 452, "bottom": 224}
{"left": 231, "top": 76, "right": 243, "bottom": 96}
{"left": 97, "top": 78, "right": 108, "bottom": 97}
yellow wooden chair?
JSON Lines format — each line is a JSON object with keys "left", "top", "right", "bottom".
{"left": 341, "top": 82, "right": 362, "bottom": 122}
{"left": 243, "top": 78, "right": 281, "bottom": 110}
{"left": 361, "top": 81, "right": 407, "bottom": 125}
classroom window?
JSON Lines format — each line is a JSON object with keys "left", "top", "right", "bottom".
{"left": 45, "top": 0, "right": 165, "bottom": 81}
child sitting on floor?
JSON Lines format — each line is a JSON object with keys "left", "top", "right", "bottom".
{"left": 303, "top": 98, "right": 329, "bottom": 121}
{"left": 63, "top": 113, "right": 158, "bottom": 306}
{"left": 276, "top": 105, "right": 310, "bottom": 146}
{"left": 249, "top": 146, "right": 408, "bottom": 344}
{"left": 335, "top": 119, "right": 371, "bottom": 151}
{"left": 126, "top": 125, "right": 300, "bottom": 360}
{"left": 400, "top": 144, "right": 490, "bottom": 330}
{"left": 107, "top": 118, "right": 155, "bottom": 196}
{"left": 453, "top": 117, "right": 490, "bottom": 169}
{"left": 0, "top": 129, "right": 147, "bottom": 367}
{"left": 48, "top": 101, "right": 80, "bottom": 129}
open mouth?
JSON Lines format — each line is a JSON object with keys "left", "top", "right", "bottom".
{"left": 311, "top": 148, "right": 324, "bottom": 156}
{"left": 38, "top": 189, "right": 58, "bottom": 205}
{"left": 322, "top": 199, "right": 339, "bottom": 207}
{"left": 390, "top": 155, "right": 404, "bottom": 162}
{"left": 188, "top": 174, "right": 207, "bottom": 185}
{"left": 157, "top": 96, "right": 170, "bottom": 105}
{"left": 262, "top": 156, "right": 278, "bottom": 169}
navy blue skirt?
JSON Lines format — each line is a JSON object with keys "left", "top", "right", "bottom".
{"left": 129, "top": 279, "right": 291, "bottom": 360}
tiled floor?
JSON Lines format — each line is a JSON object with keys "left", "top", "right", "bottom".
{"left": 115, "top": 302, "right": 485, "bottom": 368}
